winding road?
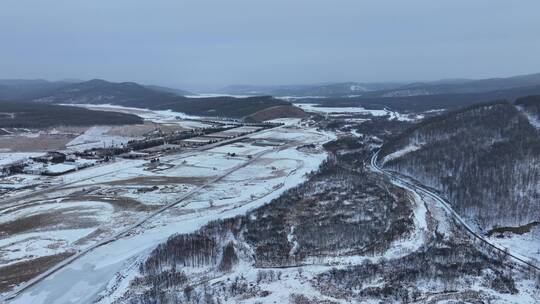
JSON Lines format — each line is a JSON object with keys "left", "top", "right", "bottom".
{"left": 370, "top": 150, "right": 540, "bottom": 272}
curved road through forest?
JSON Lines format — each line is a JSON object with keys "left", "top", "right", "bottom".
{"left": 370, "top": 150, "right": 540, "bottom": 273}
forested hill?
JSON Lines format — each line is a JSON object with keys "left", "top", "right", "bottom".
{"left": 0, "top": 101, "right": 143, "bottom": 128}
{"left": 297, "top": 84, "right": 540, "bottom": 113}
{"left": 163, "top": 96, "right": 291, "bottom": 118}
{"left": 33, "top": 79, "right": 178, "bottom": 107}
{"left": 29, "top": 79, "right": 294, "bottom": 119}
{"left": 380, "top": 100, "right": 540, "bottom": 230}
{"left": 516, "top": 95, "right": 540, "bottom": 121}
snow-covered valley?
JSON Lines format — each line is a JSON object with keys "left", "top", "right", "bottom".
{"left": 2, "top": 101, "right": 540, "bottom": 304}
{"left": 1, "top": 119, "right": 335, "bottom": 303}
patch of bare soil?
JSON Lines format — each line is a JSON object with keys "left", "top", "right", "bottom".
{"left": 0, "top": 134, "right": 76, "bottom": 152}
{"left": 63, "top": 196, "right": 159, "bottom": 212}
{"left": 0, "top": 207, "right": 99, "bottom": 236}
{"left": 0, "top": 252, "right": 74, "bottom": 293}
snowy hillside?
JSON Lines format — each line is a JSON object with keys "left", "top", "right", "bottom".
{"left": 381, "top": 101, "right": 540, "bottom": 229}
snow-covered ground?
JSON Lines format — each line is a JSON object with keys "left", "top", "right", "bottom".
{"left": 0, "top": 200, "right": 114, "bottom": 266}
{"left": 0, "top": 152, "right": 45, "bottom": 167}
{"left": 70, "top": 104, "right": 211, "bottom": 129}
{"left": 293, "top": 103, "right": 422, "bottom": 121}
{"left": 382, "top": 143, "right": 423, "bottom": 164}
{"left": 0, "top": 228, "right": 95, "bottom": 266}
{"left": 0, "top": 174, "right": 43, "bottom": 190}
{"left": 65, "top": 126, "right": 132, "bottom": 152}
{"left": 4, "top": 122, "right": 335, "bottom": 303}
{"left": 294, "top": 103, "right": 388, "bottom": 116}
{"left": 372, "top": 153, "right": 540, "bottom": 303}
{"left": 487, "top": 226, "right": 540, "bottom": 264}
{"left": 517, "top": 105, "right": 540, "bottom": 130}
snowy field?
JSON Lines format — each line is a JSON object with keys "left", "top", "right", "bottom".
{"left": 294, "top": 103, "right": 388, "bottom": 116}
{"left": 487, "top": 226, "right": 540, "bottom": 263}
{"left": 3, "top": 102, "right": 538, "bottom": 303}
{"left": 65, "top": 126, "right": 133, "bottom": 152}
{"left": 294, "top": 103, "right": 423, "bottom": 121}
{"left": 71, "top": 104, "right": 212, "bottom": 129}
{"left": 0, "top": 200, "right": 114, "bottom": 267}
{"left": 1, "top": 121, "right": 335, "bottom": 303}
{"left": 0, "top": 104, "right": 214, "bottom": 157}
{"left": 0, "top": 152, "right": 45, "bottom": 167}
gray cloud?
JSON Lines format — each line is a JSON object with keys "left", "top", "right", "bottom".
{"left": 1, "top": 0, "right": 539, "bottom": 90}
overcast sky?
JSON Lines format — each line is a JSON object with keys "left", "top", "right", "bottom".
{"left": 1, "top": 0, "right": 540, "bottom": 90}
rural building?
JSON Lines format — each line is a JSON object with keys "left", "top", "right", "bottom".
{"left": 31, "top": 151, "right": 66, "bottom": 164}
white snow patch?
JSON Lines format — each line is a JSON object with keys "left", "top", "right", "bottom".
{"left": 517, "top": 105, "right": 540, "bottom": 130}
{"left": 294, "top": 103, "right": 388, "bottom": 116}
{"left": 382, "top": 143, "right": 422, "bottom": 164}
{"left": 0, "top": 152, "right": 45, "bottom": 167}
{"left": 293, "top": 103, "right": 422, "bottom": 121}
{"left": 487, "top": 225, "right": 540, "bottom": 263}
{"left": 66, "top": 126, "right": 132, "bottom": 152}
{"left": 68, "top": 104, "right": 211, "bottom": 129}
{"left": 0, "top": 228, "right": 96, "bottom": 266}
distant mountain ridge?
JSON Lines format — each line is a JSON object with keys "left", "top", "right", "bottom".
{"left": 0, "top": 100, "right": 142, "bottom": 128}
{"left": 0, "top": 79, "right": 73, "bottom": 100}
{"left": 4, "top": 72, "right": 540, "bottom": 118}
{"left": 32, "top": 79, "right": 177, "bottom": 107}
{"left": 0, "top": 78, "right": 192, "bottom": 102}
{"left": 0, "top": 79, "right": 297, "bottom": 119}
{"left": 219, "top": 73, "right": 540, "bottom": 98}
{"left": 298, "top": 83, "right": 540, "bottom": 114}
{"left": 367, "top": 72, "right": 540, "bottom": 97}
{"left": 219, "top": 82, "right": 405, "bottom": 97}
